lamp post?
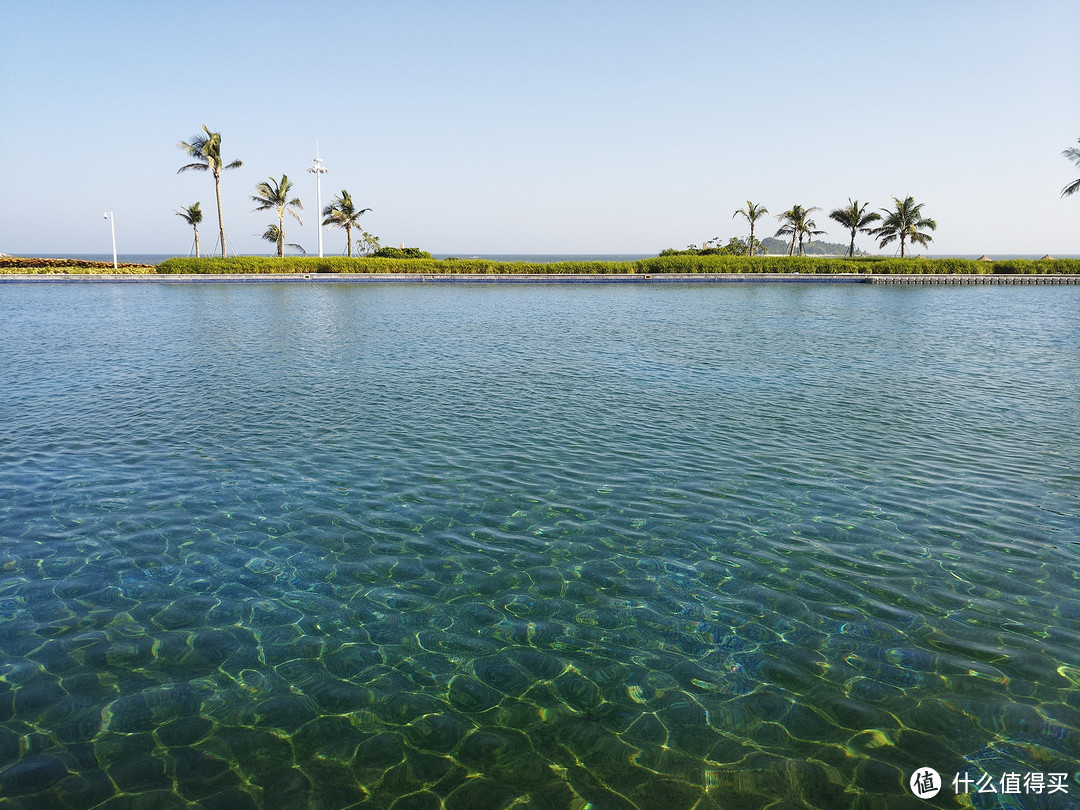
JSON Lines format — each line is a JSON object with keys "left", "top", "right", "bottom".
{"left": 103, "top": 212, "right": 117, "bottom": 269}
{"left": 308, "top": 143, "right": 328, "bottom": 258}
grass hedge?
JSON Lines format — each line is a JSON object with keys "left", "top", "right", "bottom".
{"left": 4, "top": 255, "right": 1079, "bottom": 276}
{"left": 155, "top": 256, "right": 642, "bottom": 275}
{"left": 154, "top": 255, "right": 1080, "bottom": 276}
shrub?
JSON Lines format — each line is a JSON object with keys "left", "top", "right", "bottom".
{"left": 371, "top": 247, "right": 433, "bottom": 259}
{"left": 0, "top": 257, "right": 154, "bottom": 274}
{"left": 143, "top": 255, "right": 1080, "bottom": 277}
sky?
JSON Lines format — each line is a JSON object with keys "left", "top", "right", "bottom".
{"left": 1, "top": 0, "right": 1078, "bottom": 256}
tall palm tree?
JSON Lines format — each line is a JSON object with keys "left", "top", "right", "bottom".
{"left": 1062, "top": 138, "right": 1080, "bottom": 197}
{"left": 175, "top": 202, "right": 203, "bottom": 258}
{"left": 828, "top": 199, "right": 881, "bottom": 258}
{"left": 322, "top": 190, "right": 371, "bottom": 258}
{"left": 871, "top": 196, "right": 936, "bottom": 258}
{"left": 251, "top": 175, "right": 303, "bottom": 257}
{"left": 733, "top": 201, "right": 768, "bottom": 256}
{"left": 177, "top": 126, "right": 243, "bottom": 258}
{"left": 775, "top": 205, "right": 823, "bottom": 256}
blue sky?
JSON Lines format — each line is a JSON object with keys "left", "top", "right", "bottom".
{"left": 2, "top": 1, "right": 1078, "bottom": 256}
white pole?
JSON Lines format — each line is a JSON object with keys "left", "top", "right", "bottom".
{"left": 104, "top": 212, "right": 117, "bottom": 269}
{"left": 316, "top": 166, "right": 323, "bottom": 259}
{"left": 309, "top": 142, "right": 328, "bottom": 258}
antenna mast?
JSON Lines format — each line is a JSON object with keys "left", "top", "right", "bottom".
{"left": 308, "top": 142, "right": 329, "bottom": 258}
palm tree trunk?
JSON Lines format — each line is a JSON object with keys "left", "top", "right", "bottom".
{"left": 900, "top": 236, "right": 906, "bottom": 259}
{"left": 214, "top": 170, "right": 227, "bottom": 259}
{"left": 748, "top": 223, "right": 755, "bottom": 257}
{"left": 346, "top": 224, "right": 353, "bottom": 258}
{"left": 849, "top": 231, "right": 855, "bottom": 259}
{"left": 789, "top": 234, "right": 795, "bottom": 256}
{"left": 194, "top": 225, "right": 200, "bottom": 259}
{"left": 278, "top": 212, "right": 285, "bottom": 257}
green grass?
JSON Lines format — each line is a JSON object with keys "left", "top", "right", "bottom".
{"left": 154, "top": 255, "right": 1080, "bottom": 276}
{"left": 4, "top": 255, "right": 1079, "bottom": 276}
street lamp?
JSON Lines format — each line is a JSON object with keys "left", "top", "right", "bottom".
{"left": 308, "top": 143, "right": 329, "bottom": 258}
{"left": 103, "top": 212, "right": 117, "bottom": 269}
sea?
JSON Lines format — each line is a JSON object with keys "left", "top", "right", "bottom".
{"left": 0, "top": 281, "right": 1078, "bottom": 808}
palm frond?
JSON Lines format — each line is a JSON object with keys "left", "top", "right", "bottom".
{"left": 176, "top": 134, "right": 209, "bottom": 159}
{"left": 733, "top": 201, "right": 767, "bottom": 222}
{"left": 176, "top": 127, "right": 239, "bottom": 176}
{"left": 1061, "top": 140, "right": 1080, "bottom": 196}
{"left": 322, "top": 190, "right": 370, "bottom": 227}
{"left": 251, "top": 176, "right": 300, "bottom": 212}
{"left": 175, "top": 203, "right": 203, "bottom": 225}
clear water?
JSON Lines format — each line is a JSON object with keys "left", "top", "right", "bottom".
{"left": 0, "top": 283, "right": 1078, "bottom": 809}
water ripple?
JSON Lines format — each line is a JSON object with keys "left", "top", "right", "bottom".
{"left": 0, "top": 284, "right": 1078, "bottom": 807}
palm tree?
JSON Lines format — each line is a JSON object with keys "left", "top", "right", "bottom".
{"left": 871, "top": 196, "right": 936, "bottom": 258}
{"left": 177, "top": 126, "right": 243, "bottom": 258}
{"left": 733, "top": 201, "right": 768, "bottom": 256}
{"left": 828, "top": 199, "right": 881, "bottom": 258}
{"left": 1062, "top": 138, "right": 1080, "bottom": 197}
{"left": 322, "top": 190, "right": 371, "bottom": 258}
{"left": 775, "top": 205, "right": 823, "bottom": 256}
{"left": 260, "top": 225, "right": 307, "bottom": 256}
{"left": 251, "top": 175, "right": 303, "bottom": 257}
{"left": 175, "top": 202, "right": 203, "bottom": 258}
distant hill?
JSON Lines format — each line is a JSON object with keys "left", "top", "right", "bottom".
{"left": 761, "top": 237, "right": 872, "bottom": 257}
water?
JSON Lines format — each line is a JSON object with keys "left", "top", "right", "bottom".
{"left": 0, "top": 283, "right": 1078, "bottom": 809}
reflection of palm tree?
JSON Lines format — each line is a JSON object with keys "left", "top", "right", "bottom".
{"left": 175, "top": 202, "right": 203, "bottom": 258}
{"left": 177, "top": 127, "right": 243, "bottom": 257}
{"left": 775, "top": 205, "right": 823, "bottom": 256}
{"left": 733, "top": 201, "right": 768, "bottom": 256}
{"left": 1062, "top": 139, "right": 1080, "bottom": 197}
{"left": 871, "top": 196, "right": 936, "bottom": 258}
{"left": 251, "top": 176, "right": 303, "bottom": 257}
{"left": 828, "top": 199, "right": 881, "bottom": 258}
{"left": 322, "top": 190, "right": 371, "bottom": 258}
